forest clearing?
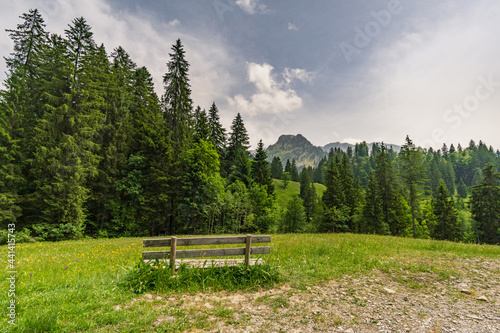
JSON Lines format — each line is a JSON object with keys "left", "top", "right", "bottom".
{"left": 1, "top": 233, "right": 499, "bottom": 332}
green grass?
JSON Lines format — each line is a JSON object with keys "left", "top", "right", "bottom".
{"left": 1, "top": 234, "right": 499, "bottom": 332}
{"left": 121, "top": 259, "right": 280, "bottom": 294}
{"left": 273, "top": 179, "right": 326, "bottom": 208}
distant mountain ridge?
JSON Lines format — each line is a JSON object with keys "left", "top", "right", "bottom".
{"left": 265, "top": 134, "right": 325, "bottom": 168}
{"left": 266, "top": 134, "right": 401, "bottom": 168}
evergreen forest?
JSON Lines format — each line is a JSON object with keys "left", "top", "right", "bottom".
{"left": 1, "top": 10, "right": 499, "bottom": 244}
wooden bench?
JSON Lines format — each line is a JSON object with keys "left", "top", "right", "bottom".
{"left": 142, "top": 234, "right": 271, "bottom": 272}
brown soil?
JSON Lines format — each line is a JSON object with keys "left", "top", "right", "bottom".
{"left": 141, "top": 257, "right": 500, "bottom": 332}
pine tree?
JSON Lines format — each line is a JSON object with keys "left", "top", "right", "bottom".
{"left": 226, "top": 113, "right": 250, "bottom": 173}
{"left": 228, "top": 147, "right": 252, "bottom": 186}
{"left": 163, "top": 38, "right": 193, "bottom": 154}
{"left": 284, "top": 159, "right": 292, "bottom": 175}
{"left": 4, "top": 9, "right": 49, "bottom": 180}
{"left": 251, "top": 140, "right": 274, "bottom": 196}
{"left": 290, "top": 159, "right": 299, "bottom": 182}
{"left": 457, "top": 178, "right": 468, "bottom": 198}
{"left": 208, "top": 102, "right": 226, "bottom": 156}
{"left": 300, "top": 169, "right": 317, "bottom": 222}
{"left": 322, "top": 157, "right": 344, "bottom": 209}
{"left": 399, "top": 135, "right": 427, "bottom": 238}
{"left": 470, "top": 163, "right": 500, "bottom": 244}
{"left": 64, "top": 17, "right": 96, "bottom": 86}
{"left": 5, "top": 9, "right": 47, "bottom": 78}
{"left": 313, "top": 157, "right": 327, "bottom": 184}
{"left": 89, "top": 45, "right": 135, "bottom": 234}
{"left": 270, "top": 156, "right": 283, "bottom": 179}
{"left": 0, "top": 74, "right": 25, "bottom": 226}
{"left": 376, "top": 143, "right": 410, "bottom": 236}
{"left": 361, "top": 172, "right": 388, "bottom": 234}
{"left": 431, "top": 180, "right": 462, "bottom": 241}
{"left": 129, "top": 66, "right": 172, "bottom": 235}
{"left": 193, "top": 106, "right": 210, "bottom": 142}
{"left": 319, "top": 156, "right": 349, "bottom": 232}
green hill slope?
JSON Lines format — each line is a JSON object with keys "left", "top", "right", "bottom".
{"left": 273, "top": 179, "right": 326, "bottom": 209}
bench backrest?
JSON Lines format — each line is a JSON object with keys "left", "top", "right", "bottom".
{"left": 143, "top": 234, "right": 271, "bottom": 270}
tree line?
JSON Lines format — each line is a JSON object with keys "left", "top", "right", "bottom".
{"left": 270, "top": 138, "right": 500, "bottom": 244}
{"left": 1, "top": 10, "right": 499, "bottom": 245}
{"left": 0, "top": 10, "right": 275, "bottom": 241}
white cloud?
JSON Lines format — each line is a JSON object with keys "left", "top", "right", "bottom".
{"left": 228, "top": 62, "right": 309, "bottom": 116}
{"left": 283, "top": 68, "right": 314, "bottom": 85}
{"left": 288, "top": 22, "right": 298, "bottom": 31}
{"left": 323, "top": 1, "right": 500, "bottom": 149}
{"left": 235, "top": 0, "right": 271, "bottom": 15}
{"left": 167, "top": 19, "right": 180, "bottom": 27}
{"left": 0, "top": 0, "right": 238, "bottom": 108}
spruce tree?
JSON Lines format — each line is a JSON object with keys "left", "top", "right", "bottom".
{"left": 29, "top": 20, "right": 105, "bottom": 237}
{"left": 64, "top": 17, "right": 96, "bottom": 86}
{"left": 228, "top": 147, "right": 252, "bottom": 186}
{"left": 361, "top": 172, "right": 388, "bottom": 234}
{"left": 470, "top": 163, "right": 500, "bottom": 244}
{"left": 431, "top": 180, "right": 462, "bottom": 241}
{"left": 300, "top": 169, "right": 317, "bottom": 222}
{"left": 399, "top": 135, "right": 427, "bottom": 238}
{"left": 193, "top": 106, "right": 211, "bottom": 142}
{"left": 226, "top": 113, "right": 250, "bottom": 174}
{"left": 270, "top": 156, "right": 283, "bottom": 179}
{"left": 284, "top": 159, "right": 292, "bottom": 175}
{"left": 5, "top": 9, "right": 47, "bottom": 78}
{"left": 457, "top": 178, "right": 468, "bottom": 198}
{"left": 0, "top": 75, "right": 25, "bottom": 226}
{"left": 251, "top": 140, "right": 274, "bottom": 196}
{"left": 208, "top": 102, "right": 226, "bottom": 155}
{"left": 319, "top": 156, "right": 349, "bottom": 232}
{"left": 163, "top": 38, "right": 193, "bottom": 154}
{"left": 376, "top": 144, "right": 411, "bottom": 236}
{"left": 290, "top": 159, "right": 299, "bottom": 182}
{"left": 129, "top": 67, "right": 172, "bottom": 235}
{"left": 89, "top": 45, "right": 135, "bottom": 234}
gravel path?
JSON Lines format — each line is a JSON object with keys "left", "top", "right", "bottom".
{"left": 148, "top": 257, "right": 500, "bottom": 332}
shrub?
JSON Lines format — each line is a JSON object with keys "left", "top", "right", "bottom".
{"left": 0, "top": 228, "right": 36, "bottom": 245}
{"left": 31, "top": 223, "right": 83, "bottom": 241}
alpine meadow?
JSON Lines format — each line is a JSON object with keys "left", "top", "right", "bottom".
{"left": 1, "top": 6, "right": 500, "bottom": 333}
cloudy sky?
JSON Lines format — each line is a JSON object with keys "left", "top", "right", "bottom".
{"left": 1, "top": 0, "right": 500, "bottom": 149}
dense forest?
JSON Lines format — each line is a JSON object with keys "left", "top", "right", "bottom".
{"left": 1, "top": 10, "right": 499, "bottom": 244}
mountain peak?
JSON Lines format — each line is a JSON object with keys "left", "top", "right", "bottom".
{"left": 266, "top": 134, "right": 325, "bottom": 167}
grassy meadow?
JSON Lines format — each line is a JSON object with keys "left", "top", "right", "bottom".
{"left": 1, "top": 233, "right": 500, "bottom": 332}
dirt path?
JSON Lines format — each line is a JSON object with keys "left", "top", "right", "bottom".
{"left": 143, "top": 257, "right": 500, "bottom": 332}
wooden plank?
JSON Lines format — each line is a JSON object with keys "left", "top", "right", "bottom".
{"left": 143, "top": 235, "right": 271, "bottom": 248}
{"left": 142, "top": 246, "right": 270, "bottom": 260}
{"left": 145, "top": 258, "right": 266, "bottom": 269}
{"left": 170, "top": 236, "right": 177, "bottom": 272}
{"left": 245, "top": 234, "right": 251, "bottom": 267}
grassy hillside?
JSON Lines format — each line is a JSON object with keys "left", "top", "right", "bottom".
{"left": 3, "top": 234, "right": 498, "bottom": 331}
{"left": 273, "top": 179, "right": 326, "bottom": 209}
